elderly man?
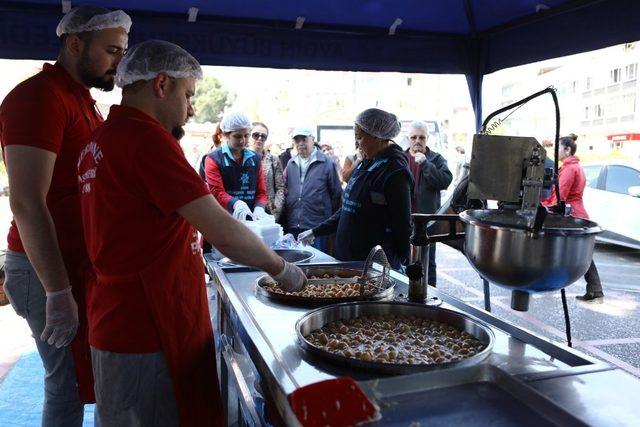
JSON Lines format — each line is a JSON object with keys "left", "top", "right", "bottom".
{"left": 285, "top": 126, "right": 342, "bottom": 252}
{"left": 77, "top": 40, "right": 306, "bottom": 426}
{"left": 406, "top": 121, "right": 453, "bottom": 286}
{"left": 0, "top": 7, "right": 130, "bottom": 425}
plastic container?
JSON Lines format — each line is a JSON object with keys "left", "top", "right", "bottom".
{"left": 241, "top": 216, "right": 283, "bottom": 248}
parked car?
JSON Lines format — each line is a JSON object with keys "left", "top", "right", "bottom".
{"left": 582, "top": 162, "right": 640, "bottom": 250}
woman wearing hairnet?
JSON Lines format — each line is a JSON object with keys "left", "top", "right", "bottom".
{"left": 203, "top": 111, "right": 269, "bottom": 223}
{"left": 298, "top": 108, "right": 413, "bottom": 269}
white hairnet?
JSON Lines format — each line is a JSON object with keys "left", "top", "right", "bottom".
{"left": 115, "top": 40, "right": 203, "bottom": 88}
{"left": 220, "top": 112, "right": 252, "bottom": 132}
{"left": 355, "top": 108, "right": 401, "bottom": 140}
{"left": 56, "top": 7, "right": 132, "bottom": 37}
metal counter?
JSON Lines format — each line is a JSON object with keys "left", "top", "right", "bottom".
{"left": 205, "top": 250, "right": 640, "bottom": 426}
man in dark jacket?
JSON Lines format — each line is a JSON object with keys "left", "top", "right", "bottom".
{"left": 406, "top": 121, "right": 453, "bottom": 285}
{"left": 284, "top": 126, "right": 342, "bottom": 252}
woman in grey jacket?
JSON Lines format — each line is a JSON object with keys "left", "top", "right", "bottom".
{"left": 249, "top": 122, "right": 285, "bottom": 222}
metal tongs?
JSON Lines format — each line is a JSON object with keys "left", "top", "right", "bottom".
{"left": 304, "top": 246, "right": 391, "bottom": 295}
{"left": 358, "top": 246, "right": 391, "bottom": 296}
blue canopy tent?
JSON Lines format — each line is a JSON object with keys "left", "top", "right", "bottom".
{"left": 1, "top": 0, "right": 639, "bottom": 129}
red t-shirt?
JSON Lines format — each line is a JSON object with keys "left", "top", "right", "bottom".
{"left": 0, "top": 63, "right": 103, "bottom": 256}
{"left": 78, "top": 105, "right": 210, "bottom": 352}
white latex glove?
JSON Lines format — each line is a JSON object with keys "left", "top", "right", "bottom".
{"left": 413, "top": 152, "right": 427, "bottom": 164}
{"left": 232, "top": 200, "right": 253, "bottom": 220}
{"left": 297, "top": 229, "right": 315, "bottom": 246}
{"left": 40, "top": 287, "right": 78, "bottom": 348}
{"left": 253, "top": 206, "right": 267, "bottom": 220}
{"left": 272, "top": 260, "right": 307, "bottom": 292}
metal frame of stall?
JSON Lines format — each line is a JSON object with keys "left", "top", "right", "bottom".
{"left": 205, "top": 252, "right": 639, "bottom": 426}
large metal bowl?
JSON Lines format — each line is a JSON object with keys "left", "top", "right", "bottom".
{"left": 296, "top": 301, "right": 494, "bottom": 374}
{"left": 219, "top": 248, "right": 314, "bottom": 268}
{"left": 460, "top": 209, "right": 601, "bottom": 292}
{"left": 256, "top": 267, "right": 394, "bottom": 306}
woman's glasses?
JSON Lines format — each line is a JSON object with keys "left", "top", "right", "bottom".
{"left": 252, "top": 132, "right": 268, "bottom": 141}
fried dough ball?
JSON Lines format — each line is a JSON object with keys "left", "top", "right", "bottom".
{"left": 307, "top": 313, "right": 486, "bottom": 365}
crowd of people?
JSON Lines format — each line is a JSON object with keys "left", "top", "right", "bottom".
{"left": 200, "top": 113, "right": 455, "bottom": 272}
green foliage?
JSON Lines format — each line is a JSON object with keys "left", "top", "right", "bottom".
{"left": 192, "top": 77, "right": 234, "bottom": 123}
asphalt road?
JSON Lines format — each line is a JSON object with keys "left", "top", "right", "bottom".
{"left": 433, "top": 242, "right": 640, "bottom": 377}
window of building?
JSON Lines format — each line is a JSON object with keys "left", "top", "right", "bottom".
{"left": 621, "top": 93, "right": 636, "bottom": 115}
{"left": 583, "top": 106, "right": 589, "bottom": 119}
{"left": 585, "top": 76, "right": 592, "bottom": 90}
{"left": 594, "top": 104, "right": 604, "bottom": 117}
{"left": 570, "top": 80, "right": 578, "bottom": 93}
{"left": 610, "top": 68, "right": 622, "bottom": 84}
{"left": 605, "top": 166, "right": 640, "bottom": 194}
{"left": 607, "top": 95, "right": 621, "bottom": 116}
{"left": 625, "top": 63, "right": 637, "bottom": 81}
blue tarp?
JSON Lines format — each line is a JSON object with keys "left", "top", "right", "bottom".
{"left": 1, "top": 0, "right": 639, "bottom": 129}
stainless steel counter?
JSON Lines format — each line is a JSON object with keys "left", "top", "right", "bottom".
{"left": 206, "top": 250, "right": 640, "bottom": 426}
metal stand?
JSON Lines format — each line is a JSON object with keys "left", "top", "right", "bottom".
{"left": 410, "top": 214, "right": 465, "bottom": 307}
{"left": 560, "top": 288, "right": 573, "bottom": 347}
{"left": 407, "top": 245, "right": 441, "bottom": 306}
{"left": 482, "top": 278, "right": 491, "bottom": 312}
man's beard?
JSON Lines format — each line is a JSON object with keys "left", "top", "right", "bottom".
{"left": 411, "top": 143, "right": 425, "bottom": 154}
{"left": 172, "top": 126, "right": 185, "bottom": 140}
{"left": 77, "top": 52, "right": 115, "bottom": 91}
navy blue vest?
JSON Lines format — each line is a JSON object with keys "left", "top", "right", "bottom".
{"left": 335, "top": 147, "right": 412, "bottom": 269}
{"left": 209, "top": 147, "right": 261, "bottom": 210}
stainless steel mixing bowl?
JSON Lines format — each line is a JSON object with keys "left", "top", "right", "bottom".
{"left": 459, "top": 209, "right": 602, "bottom": 292}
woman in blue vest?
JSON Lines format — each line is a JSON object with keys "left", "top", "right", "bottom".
{"left": 204, "top": 111, "right": 268, "bottom": 221}
{"left": 298, "top": 108, "right": 413, "bottom": 269}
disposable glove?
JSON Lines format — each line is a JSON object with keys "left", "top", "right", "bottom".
{"left": 297, "top": 229, "right": 315, "bottom": 246}
{"left": 272, "top": 260, "right": 307, "bottom": 292}
{"left": 413, "top": 152, "right": 427, "bottom": 164}
{"left": 40, "top": 287, "right": 78, "bottom": 348}
{"left": 253, "top": 206, "right": 267, "bottom": 220}
{"left": 233, "top": 200, "right": 253, "bottom": 220}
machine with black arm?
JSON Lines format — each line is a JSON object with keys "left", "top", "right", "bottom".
{"left": 409, "top": 87, "right": 602, "bottom": 318}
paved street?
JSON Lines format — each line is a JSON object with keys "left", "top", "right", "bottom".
{"left": 433, "top": 242, "right": 640, "bottom": 377}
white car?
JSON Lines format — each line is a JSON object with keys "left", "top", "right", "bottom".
{"left": 582, "top": 162, "right": 640, "bottom": 250}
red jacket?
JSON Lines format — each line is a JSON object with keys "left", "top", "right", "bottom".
{"left": 204, "top": 151, "right": 268, "bottom": 211}
{"left": 542, "top": 156, "right": 589, "bottom": 219}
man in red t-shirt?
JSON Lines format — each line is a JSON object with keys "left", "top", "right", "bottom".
{"left": 78, "top": 40, "right": 306, "bottom": 426}
{"left": 0, "top": 6, "right": 130, "bottom": 426}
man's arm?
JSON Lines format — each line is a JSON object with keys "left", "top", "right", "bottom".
{"left": 5, "top": 145, "right": 78, "bottom": 347}
{"left": 5, "top": 145, "right": 70, "bottom": 292}
{"left": 177, "top": 194, "right": 284, "bottom": 275}
{"left": 421, "top": 154, "right": 453, "bottom": 190}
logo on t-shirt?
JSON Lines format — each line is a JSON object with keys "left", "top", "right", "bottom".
{"left": 190, "top": 230, "right": 199, "bottom": 255}
{"left": 77, "top": 141, "right": 103, "bottom": 194}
